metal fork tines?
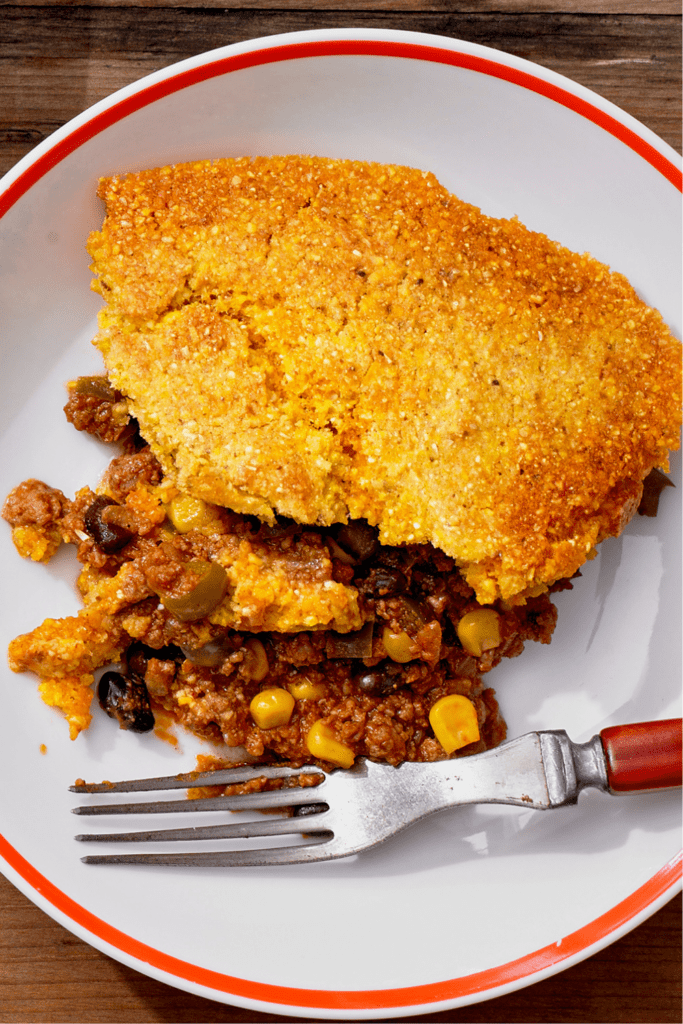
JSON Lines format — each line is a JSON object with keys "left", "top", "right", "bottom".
{"left": 71, "top": 762, "right": 333, "bottom": 866}
{"left": 71, "top": 730, "right": 611, "bottom": 867}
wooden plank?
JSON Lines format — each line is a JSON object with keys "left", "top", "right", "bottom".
{"left": 0, "top": 9, "right": 680, "bottom": 180}
{"left": 0, "top": 0, "right": 679, "bottom": 13}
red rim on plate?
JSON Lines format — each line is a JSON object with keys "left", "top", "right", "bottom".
{"left": 0, "top": 833, "right": 681, "bottom": 1011}
{"left": 1, "top": 37, "right": 681, "bottom": 217}
{"left": 1, "top": 36, "right": 681, "bottom": 1016}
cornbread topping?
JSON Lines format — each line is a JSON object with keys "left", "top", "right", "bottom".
{"left": 89, "top": 156, "right": 681, "bottom": 603}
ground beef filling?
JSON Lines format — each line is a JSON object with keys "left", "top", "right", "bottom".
{"left": 3, "top": 383, "right": 562, "bottom": 764}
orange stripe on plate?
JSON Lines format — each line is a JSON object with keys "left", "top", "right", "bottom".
{"left": 0, "top": 38, "right": 680, "bottom": 222}
{"left": 1, "top": 832, "right": 680, "bottom": 1010}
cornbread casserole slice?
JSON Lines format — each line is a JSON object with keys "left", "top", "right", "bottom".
{"left": 88, "top": 156, "right": 682, "bottom": 604}
{"left": 6, "top": 456, "right": 546, "bottom": 755}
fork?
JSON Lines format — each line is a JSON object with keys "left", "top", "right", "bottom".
{"left": 71, "top": 718, "right": 681, "bottom": 867}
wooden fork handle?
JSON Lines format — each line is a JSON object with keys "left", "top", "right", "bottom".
{"left": 600, "top": 719, "right": 682, "bottom": 793}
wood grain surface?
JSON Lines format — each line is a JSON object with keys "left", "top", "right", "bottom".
{"left": 0, "top": 3, "right": 681, "bottom": 1023}
{"left": 0, "top": 875, "right": 680, "bottom": 1023}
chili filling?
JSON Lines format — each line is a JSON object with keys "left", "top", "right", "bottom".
{"left": 2, "top": 381, "right": 566, "bottom": 767}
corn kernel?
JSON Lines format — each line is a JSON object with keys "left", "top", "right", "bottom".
{"left": 306, "top": 720, "right": 355, "bottom": 768}
{"left": 166, "top": 495, "right": 209, "bottom": 533}
{"left": 288, "top": 679, "right": 327, "bottom": 701}
{"left": 382, "top": 626, "right": 418, "bottom": 663}
{"left": 429, "top": 694, "right": 480, "bottom": 753}
{"left": 249, "top": 688, "right": 294, "bottom": 729}
{"left": 456, "top": 609, "right": 501, "bottom": 657}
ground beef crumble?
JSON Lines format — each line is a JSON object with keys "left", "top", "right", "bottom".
{"left": 63, "top": 376, "right": 134, "bottom": 446}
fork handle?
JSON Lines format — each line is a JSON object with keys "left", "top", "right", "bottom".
{"left": 600, "top": 719, "right": 682, "bottom": 793}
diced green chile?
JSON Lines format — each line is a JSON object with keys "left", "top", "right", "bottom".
{"left": 161, "top": 560, "right": 229, "bottom": 622}
{"left": 84, "top": 495, "right": 135, "bottom": 553}
{"left": 72, "top": 375, "right": 118, "bottom": 401}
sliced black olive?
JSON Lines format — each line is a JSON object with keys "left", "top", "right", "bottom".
{"left": 98, "top": 670, "right": 155, "bottom": 732}
{"left": 84, "top": 495, "right": 135, "bottom": 553}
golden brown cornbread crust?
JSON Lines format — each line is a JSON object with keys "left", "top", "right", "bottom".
{"left": 87, "top": 156, "right": 682, "bottom": 604}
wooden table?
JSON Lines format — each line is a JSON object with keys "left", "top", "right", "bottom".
{"left": 1, "top": 2, "right": 681, "bottom": 1022}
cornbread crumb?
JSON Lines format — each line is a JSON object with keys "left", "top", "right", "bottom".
{"left": 8, "top": 611, "right": 126, "bottom": 679}
{"left": 38, "top": 674, "right": 94, "bottom": 739}
{"left": 10, "top": 523, "right": 62, "bottom": 562}
{"left": 88, "top": 156, "right": 681, "bottom": 603}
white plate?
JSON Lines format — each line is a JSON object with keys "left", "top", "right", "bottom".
{"left": 0, "top": 28, "right": 680, "bottom": 1020}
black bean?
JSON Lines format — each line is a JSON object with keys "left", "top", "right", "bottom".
{"left": 84, "top": 495, "right": 135, "bottom": 553}
{"left": 355, "top": 664, "right": 402, "bottom": 697}
{"left": 98, "top": 670, "right": 155, "bottom": 732}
